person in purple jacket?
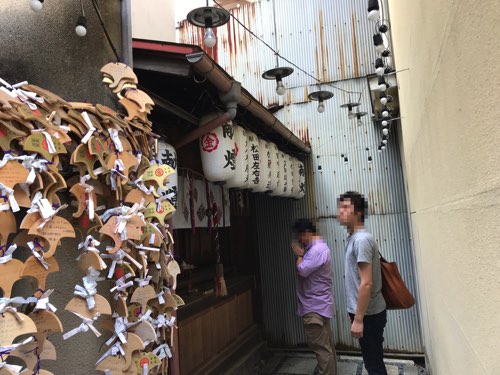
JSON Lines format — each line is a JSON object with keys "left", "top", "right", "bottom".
{"left": 291, "top": 219, "right": 337, "bottom": 375}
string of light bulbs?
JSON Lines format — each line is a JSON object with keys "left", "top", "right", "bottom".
{"left": 210, "top": 0, "right": 362, "bottom": 98}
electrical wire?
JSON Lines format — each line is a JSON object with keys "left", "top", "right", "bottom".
{"left": 91, "top": 0, "right": 121, "bottom": 62}
{"left": 212, "top": 0, "right": 362, "bottom": 97}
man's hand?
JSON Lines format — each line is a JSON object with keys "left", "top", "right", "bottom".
{"left": 351, "top": 318, "right": 364, "bottom": 339}
{"left": 291, "top": 240, "right": 304, "bottom": 258}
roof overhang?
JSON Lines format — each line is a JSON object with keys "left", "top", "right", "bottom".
{"left": 132, "top": 39, "right": 311, "bottom": 154}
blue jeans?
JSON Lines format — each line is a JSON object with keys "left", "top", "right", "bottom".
{"left": 349, "top": 310, "right": 387, "bottom": 375}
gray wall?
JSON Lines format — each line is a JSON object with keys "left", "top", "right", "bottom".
{"left": 1, "top": 1, "right": 124, "bottom": 373}
{"left": 0, "top": 0, "right": 122, "bottom": 107}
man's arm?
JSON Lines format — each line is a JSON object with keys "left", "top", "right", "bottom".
{"left": 351, "top": 261, "right": 373, "bottom": 339}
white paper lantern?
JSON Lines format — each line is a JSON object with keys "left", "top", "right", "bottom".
{"left": 291, "top": 157, "right": 300, "bottom": 198}
{"left": 157, "top": 140, "right": 178, "bottom": 207}
{"left": 253, "top": 139, "right": 271, "bottom": 193}
{"left": 199, "top": 116, "right": 236, "bottom": 183}
{"left": 268, "top": 142, "right": 280, "bottom": 194}
{"left": 296, "top": 159, "right": 306, "bottom": 199}
{"left": 245, "top": 130, "right": 260, "bottom": 190}
{"left": 285, "top": 154, "right": 294, "bottom": 197}
{"left": 270, "top": 150, "right": 287, "bottom": 197}
{"left": 225, "top": 125, "right": 248, "bottom": 188}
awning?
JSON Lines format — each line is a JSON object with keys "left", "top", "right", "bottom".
{"left": 132, "top": 39, "right": 311, "bottom": 154}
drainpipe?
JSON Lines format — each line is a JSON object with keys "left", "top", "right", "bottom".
{"left": 172, "top": 82, "right": 240, "bottom": 150}
{"left": 186, "top": 52, "right": 311, "bottom": 154}
{"left": 121, "top": 0, "right": 133, "bottom": 66}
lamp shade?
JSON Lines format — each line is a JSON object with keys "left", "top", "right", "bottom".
{"left": 225, "top": 124, "right": 248, "bottom": 188}
{"left": 245, "top": 130, "right": 260, "bottom": 190}
{"left": 157, "top": 140, "right": 178, "bottom": 207}
{"left": 268, "top": 142, "right": 280, "bottom": 193}
{"left": 253, "top": 139, "right": 271, "bottom": 193}
{"left": 199, "top": 115, "right": 236, "bottom": 183}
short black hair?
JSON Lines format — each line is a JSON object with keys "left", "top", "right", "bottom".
{"left": 292, "top": 218, "right": 317, "bottom": 234}
{"left": 338, "top": 191, "right": 368, "bottom": 223}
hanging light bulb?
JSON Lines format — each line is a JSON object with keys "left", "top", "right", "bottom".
{"left": 382, "top": 107, "right": 390, "bottom": 117}
{"left": 382, "top": 128, "right": 389, "bottom": 135}
{"left": 348, "top": 106, "right": 355, "bottom": 120}
{"left": 344, "top": 156, "right": 348, "bottom": 164}
{"left": 75, "top": 15, "right": 87, "bottom": 37}
{"left": 381, "top": 119, "right": 388, "bottom": 126}
{"left": 375, "top": 58, "right": 385, "bottom": 76}
{"left": 276, "top": 76, "right": 286, "bottom": 96}
{"left": 380, "top": 91, "right": 388, "bottom": 105}
{"left": 30, "top": 0, "right": 44, "bottom": 11}
{"left": 373, "top": 33, "right": 385, "bottom": 54}
{"left": 317, "top": 100, "right": 325, "bottom": 113}
{"left": 382, "top": 135, "right": 388, "bottom": 144}
{"left": 204, "top": 27, "right": 216, "bottom": 48}
{"left": 187, "top": 4, "right": 229, "bottom": 49}
{"left": 367, "top": 0, "right": 380, "bottom": 22}
{"left": 378, "top": 145, "right": 383, "bottom": 152}
{"left": 378, "top": 76, "right": 388, "bottom": 91}
{"left": 368, "top": 156, "right": 373, "bottom": 163}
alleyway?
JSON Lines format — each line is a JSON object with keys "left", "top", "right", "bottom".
{"left": 256, "top": 352, "right": 427, "bottom": 375}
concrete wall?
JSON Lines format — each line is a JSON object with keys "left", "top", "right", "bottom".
{"left": 0, "top": 1, "right": 123, "bottom": 374}
{"left": 0, "top": 0, "right": 122, "bottom": 108}
{"left": 387, "top": 0, "right": 500, "bottom": 374}
{"left": 131, "top": 0, "right": 176, "bottom": 41}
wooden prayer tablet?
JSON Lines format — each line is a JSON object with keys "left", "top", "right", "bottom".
{"left": 21, "top": 84, "right": 68, "bottom": 106}
{"left": 124, "top": 89, "right": 154, "bottom": 113}
{"left": 119, "top": 97, "right": 147, "bottom": 122}
{"left": 21, "top": 256, "right": 60, "bottom": 291}
{"left": 100, "top": 62, "right": 138, "bottom": 91}
{"left": 78, "top": 250, "right": 106, "bottom": 272}
{"left": 105, "top": 152, "right": 139, "bottom": 184}
{"left": 10, "top": 338, "right": 57, "bottom": 372}
{"left": 124, "top": 189, "right": 155, "bottom": 206}
{"left": 0, "top": 312, "right": 37, "bottom": 346}
{"left": 23, "top": 132, "right": 67, "bottom": 161}
{"left": 70, "top": 183, "right": 97, "bottom": 218}
{"left": 65, "top": 294, "right": 112, "bottom": 320}
{"left": 114, "top": 296, "right": 128, "bottom": 317}
{"left": 0, "top": 259, "right": 24, "bottom": 298}
{"left": 29, "top": 310, "right": 63, "bottom": 349}
{"left": 13, "top": 185, "right": 31, "bottom": 208}
{"left": 0, "top": 210, "right": 17, "bottom": 243}
{"left": 144, "top": 200, "right": 176, "bottom": 224}
{"left": 130, "top": 321, "right": 156, "bottom": 344}
{"left": 0, "top": 119, "right": 26, "bottom": 150}
{"left": 96, "top": 355, "right": 128, "bottom": 374}
{"left": 167, "top": 260, "right": 181, "bottom": 290}
{"left": 28, "top": 216, "right": 76, "bottom": 258}
{"left": 133, "top": 351, "right": 161, "bottom": 374}
{"left": 0, "top": 160, "right": 29, "bottom": 189}
{"left": 140, "top": 165, "right": 175, "bottom": 187}
{"left": 130, "top": 285, "right": 157, "bottom": 310}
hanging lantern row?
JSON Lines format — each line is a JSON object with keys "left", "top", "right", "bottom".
{"left": 199, "top": 121, "right": 305, "bottom": 199}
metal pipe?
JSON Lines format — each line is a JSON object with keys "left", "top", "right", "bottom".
{"left": 173, "top": 112, "right": 231, "bottom": 150}
{"left": 186, "top": 52, "right": 311, "bottom": 154}
{"left": 121, "top": 0, "right": 133, "bottom": 66}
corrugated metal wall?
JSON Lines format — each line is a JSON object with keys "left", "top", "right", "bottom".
{"left": 179, "top": 0, "right": 423, "bottom": 353}
{"left": 179, "top": 0, "right": 377, "bottom": 109}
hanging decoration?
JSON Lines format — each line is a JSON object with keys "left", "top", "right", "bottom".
{"left": 245, "top": 130, "right": 260, "bottom": 190}
{"left": 0, "top": 62, "right": 181, "bottom": 374}
{"left": 224, "top": 124, "right": 248, "bottom": 189}
{"left": 252, "top": 138, "right": 271, "bottom": 193}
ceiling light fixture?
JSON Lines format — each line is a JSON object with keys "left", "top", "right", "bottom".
{"left": 340, "top": 101, "right": 360, "bottom": 120}
{"left": 187, "top": 1, "right": 230, "bottom": 49}
{"left": 262, "top": 66, "right": 294, "bottom": 96}
{"left": 378, "top": 76, "right": 388, "bottom": 91}
{"left": 355, "top": 112, "right": 368, "bottom": 126}
{"left": 308, "top": 90, "right": 334, "bottom": 114}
